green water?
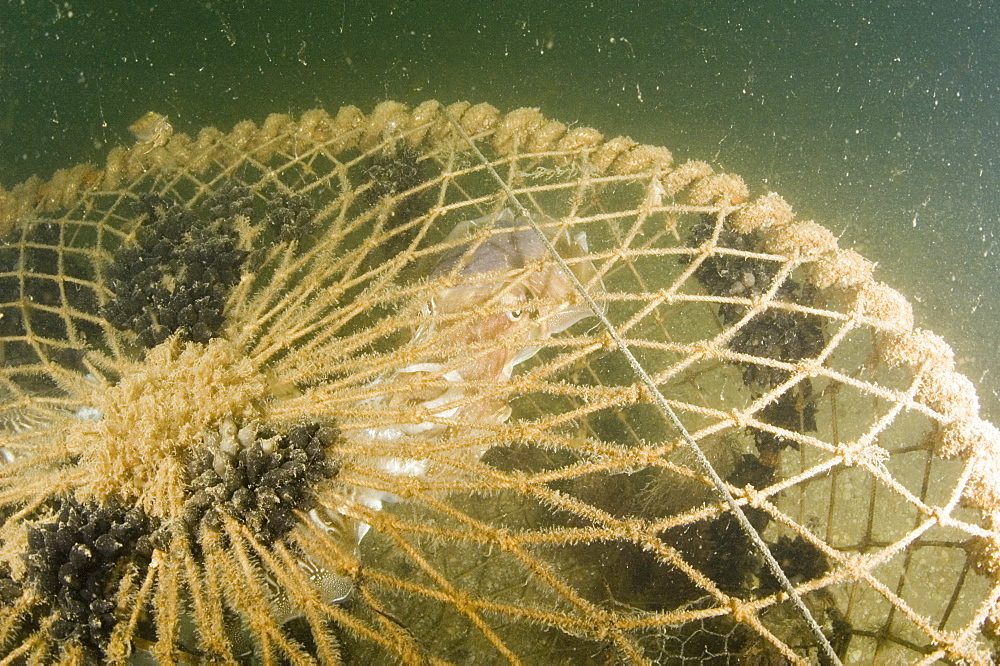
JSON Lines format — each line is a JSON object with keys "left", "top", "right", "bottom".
{"left": 1, "top": 0, "right": 998, "bottom": 416}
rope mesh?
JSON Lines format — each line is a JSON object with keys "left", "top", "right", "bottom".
{"left": 0, "top": 100, "right": 997, "bottom": 664}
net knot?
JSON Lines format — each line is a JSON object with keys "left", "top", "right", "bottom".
{"left": 729, "top": 409, "right": 750, "bottom": 428}
{"left": 748, "top": 293, "right": 772, "bottom": 310}
{"left": 689, "top": 341, "right": 715, "bottom": 361}
{"left": 622, "top": 519, "right": 646, "bottom": 544}
{"left": 727, "top": 598, "right": 753, "bottom": 625}
{"left": 794, "top": 358, "right": 825, "bottom": 378}
{"left": 928, "top": 506, "right": 951, "bottom": 525}
{"left": 598, "top": 330, "right": 618, "bottom": 351}
{"left": 838, "top": 441, "right": 889, "bottom": 469}
{"left": 740, "top": 486, "right": 768, "bottom": 511}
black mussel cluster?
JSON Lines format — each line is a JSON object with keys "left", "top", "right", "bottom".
{"left": 182, "top": 421, "right": 341, "bottom": 544}
{"left": 6, "top": 497, "right": 165, "bottom": 658}
{"left": 102, "top": 190, "right": 248, "bottom": 348}
{"left": 684, "top": 214, "right": 838, "bottom": 650}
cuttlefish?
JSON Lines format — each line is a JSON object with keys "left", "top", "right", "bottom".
{"left": 298, "top": 207, "right": 605, "bottom": 606}
{"left": 366, "top": 206, "right": 603, "bottom": 450}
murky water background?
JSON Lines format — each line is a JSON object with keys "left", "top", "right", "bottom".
{"left": 1, "top": 0, "right": 997, "bottom": 418}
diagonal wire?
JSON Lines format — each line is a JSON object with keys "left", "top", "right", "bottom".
{"left": 443, "top": 108, "right": 842, "bottom": 666}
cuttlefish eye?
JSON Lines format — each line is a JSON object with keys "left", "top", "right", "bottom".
{"left": 506, "top": 309, "right": 524, "bottom": 321}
